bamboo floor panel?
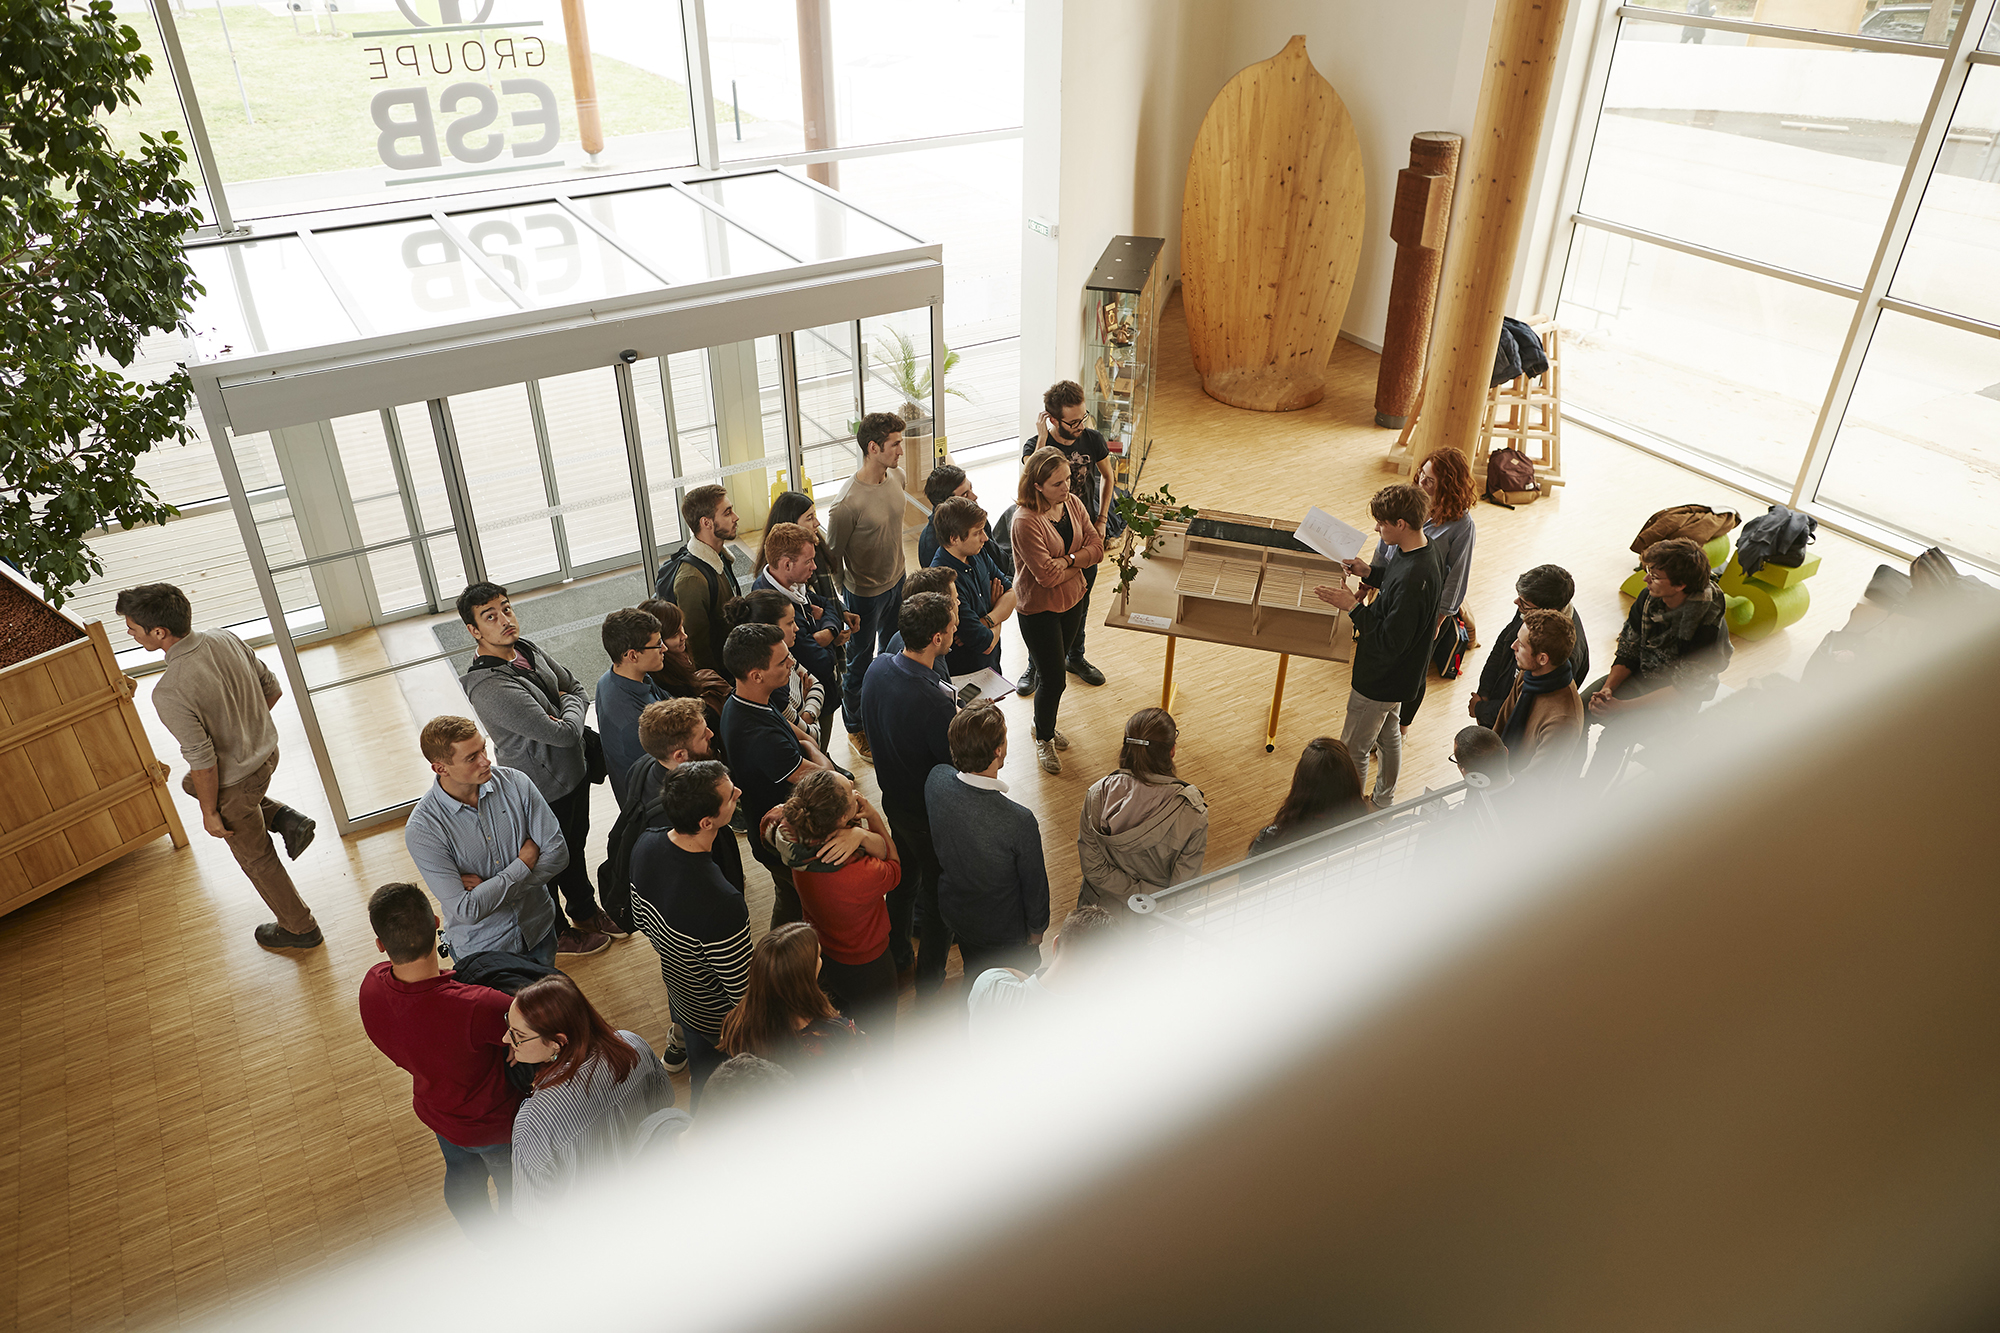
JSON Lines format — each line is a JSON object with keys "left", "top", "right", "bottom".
{"left": 0, "top": 288, "right": 1889, "bottom": 1328}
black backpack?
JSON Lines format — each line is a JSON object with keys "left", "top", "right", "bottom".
{"left": 1431, "top": 611, "right": 1471, "bottom": 678}
{"left": 654, "top": 544, "right": 729, "bottom": 661}
{"left": 596, "top": 760, "right": 668, "bottom": 934}
{"left": 1735, "top": 505, "right": 1817, "bottom": 576}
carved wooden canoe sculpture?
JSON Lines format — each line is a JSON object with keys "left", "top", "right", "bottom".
{"left": 1182, "top": 36, "right": 1365, "bottom": 413}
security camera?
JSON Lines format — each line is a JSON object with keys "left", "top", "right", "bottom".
{"left": 618, "top": 349, "right": 639, "bottom": 365}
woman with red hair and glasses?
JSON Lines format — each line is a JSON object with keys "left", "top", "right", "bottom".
{"left": 505, "top": 974, "right": 680, "bottom": 1220}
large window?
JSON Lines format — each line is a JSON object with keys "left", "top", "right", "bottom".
{"left": 1551, "top": 0, "right": 2000, "bottom": 569}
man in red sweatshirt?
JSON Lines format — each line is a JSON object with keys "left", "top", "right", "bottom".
{"left": 357, "top": 881, "right": 522, "bottom": 1240}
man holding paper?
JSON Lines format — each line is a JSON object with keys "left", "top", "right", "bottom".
{"left": 1314, "top": 485, "right": 1445, "bottom": 810}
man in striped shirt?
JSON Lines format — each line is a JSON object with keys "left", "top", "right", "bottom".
{"left": 630, "top": 759, "right": 751, "bottom": 1106}
{"left": 404, "top": 716, "right": 568, "bottom": 968}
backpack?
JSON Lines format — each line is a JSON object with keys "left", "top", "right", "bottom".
{"left": 1734, "top": 505, "right": 1816, "bottom": 576}
{"left": 1483, "top": 447, "right": 1539, "bottom": 508}
{"left": 1630, "top": 503, "right": 1740, "bottom": 556}
{"left": 1430, "top": 611, "right": 1471, "bottom": 679}
{"left": 596, "top": 761, "right": 668, "bottom": 933}
{"left": 654, "top": 544, "right": 728, "bottom": 665}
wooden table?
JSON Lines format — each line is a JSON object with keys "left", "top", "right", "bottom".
{"left": 1102, "top": 513, "right": 1352, "bottom": 751}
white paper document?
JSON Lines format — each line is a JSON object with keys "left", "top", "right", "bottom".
{"left": 950, "top": 667, "right": 1016, "bottom": 702}
{"left": 1296, "top": 506, "right": 1368, "bottom": 564}
{"left": 1127, "top": 612, "right": 1172, "bottom": 630}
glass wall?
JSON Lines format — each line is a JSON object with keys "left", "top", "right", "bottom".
{"left": 1553, "top": 2, "right": 2000, "bottom": 569}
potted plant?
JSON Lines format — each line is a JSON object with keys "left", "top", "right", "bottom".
{"left": 1109, "top": 484, "right": 1197, "bottom": 614}
{"left": 850, "top": 329, "right": 970, "bottom": 461}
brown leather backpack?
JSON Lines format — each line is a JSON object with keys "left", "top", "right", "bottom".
{"left": 1630, "top": 504, "right": 1740, "bottom": 556}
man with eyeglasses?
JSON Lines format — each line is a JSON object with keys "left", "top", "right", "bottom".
{"left": 596, "top": 608, "right": 674, "bottom": 797}
{"left": 1018, "top": 380, "right": 1115, "bottom": 694}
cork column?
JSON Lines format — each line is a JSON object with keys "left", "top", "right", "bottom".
{"left": 1410, "top": 0, "right": 1571, "bottom": 465}
{"left": 1374, "top": 132, "right": 1462, "bottom": 429}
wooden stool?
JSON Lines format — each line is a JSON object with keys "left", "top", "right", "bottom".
{"left": 1383, "top": 315, "right": 1565, "bottom": 492}
{"left": 1474, "top": 314, "right": 1564, "bottom": 490}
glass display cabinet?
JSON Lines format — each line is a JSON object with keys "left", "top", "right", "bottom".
{"left": 1082, "top": 235, "right": 1166, "bottom": 484}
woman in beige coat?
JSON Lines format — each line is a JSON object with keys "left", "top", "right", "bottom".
{"left": 1076, "top": 709, "right": 1208, "bottom": 918}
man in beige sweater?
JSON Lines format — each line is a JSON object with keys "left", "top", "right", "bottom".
{"left": 117, "top": 583, "right": 322, "bottom": 949}
{"left": 827, "top": 411, "right": 908, "bottom": 761}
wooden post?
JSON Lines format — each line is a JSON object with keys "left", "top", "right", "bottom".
{"left": 1374, "top": 132, "right": 1463, "bottom": 429}
{"left": 1410, "top": 0, "right": 1571, "bottom": 465}
{"left": 561, "top": 0, "right": 603, "bottom": 161}
{"left": 797, "top": 0, "right": 839, "bottom": 188}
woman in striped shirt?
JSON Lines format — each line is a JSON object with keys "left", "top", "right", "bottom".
{"left": 505, "top": 974, "right": 680, "bottom": 1222}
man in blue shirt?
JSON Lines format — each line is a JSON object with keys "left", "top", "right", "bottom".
{"left": 860, "top": 591, "right": 959, "bottom": 999}
{"left": 929, "top": 495, "right": 1015, "bottom": 675}
{"left": 595, "top": 608, "right": 672, "bottom": 792}
{"left": 880, "top": 566, "right": 958, "bottom": 689}
{"left": 403, "top": 715, "right": 570, "bottom": 967}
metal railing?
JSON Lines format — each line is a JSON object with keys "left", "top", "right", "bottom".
{"left": 1130, "top": 775, "right": 1497, "bottom": 945}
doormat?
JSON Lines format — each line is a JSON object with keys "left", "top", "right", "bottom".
{"left": 430, "top": 570, "right": 653, "bottom": 703}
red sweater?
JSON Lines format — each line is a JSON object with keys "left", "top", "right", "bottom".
{"left": 794, "top": 855, "right": 901, "bottom": 965}
{"left": 358, "top": 964, "right": 521, "bottom": 1147}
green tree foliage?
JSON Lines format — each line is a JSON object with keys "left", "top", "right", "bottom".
{"left": 1, "top": 0, "right": 202, "bottom": 605}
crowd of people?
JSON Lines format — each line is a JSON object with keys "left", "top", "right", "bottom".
{"left": 109, "top": 377, "right": 1738, "bottom": 1241}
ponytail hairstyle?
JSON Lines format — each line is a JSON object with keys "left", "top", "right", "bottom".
{"left": 722, "top": 589, "right": 797, "bottom": 631}
{"left": 1118, "top": 707, "right": 1179, "bottom": 781}
{"left": 513, "top": 973, "right": 638, "bottom": 1093}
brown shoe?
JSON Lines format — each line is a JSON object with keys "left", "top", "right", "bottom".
{"left": 577, "top": 907, "right": 630, "bottom": 940}
{"left": 556, "top": 927, "right": 611, "bottom": 957}
{"left": 254, "top": 922, "right": 324, "bottom": 950}
{"left": 849, "top": 731, "right": 873, "bottom": 764}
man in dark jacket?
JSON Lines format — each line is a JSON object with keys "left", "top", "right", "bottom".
{"left": 1582, "top": 537, "right": 1732, "bottom": 780}
{"left": 1318, "top": 484, "right": 1445, "bottom": 810}
{"left": 457, "top": 581, "right": 615, "bottom": 956}
{"left": 1468, "top": 564, "right": 1590, "bottom": 729}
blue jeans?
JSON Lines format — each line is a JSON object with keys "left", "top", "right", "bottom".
{"left": 436, "top": 1135, "right": 513, "bottom": 1237}
{"left": 842, "top": 584, "right": 905, "bottom": 731}
{"left": 527, "top": 928, "right": 558, "bottom": 970}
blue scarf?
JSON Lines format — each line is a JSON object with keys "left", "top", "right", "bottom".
{"left": 1499, "top": 660, "right": 1574, "bottom": 752}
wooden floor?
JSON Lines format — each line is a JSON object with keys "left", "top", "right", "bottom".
{"left": 0, "top": 291, "right": 1890, "bottom": 1330}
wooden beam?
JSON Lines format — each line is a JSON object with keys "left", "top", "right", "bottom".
{"left": 796, "top": 0, "right": 840, "bottom": 188}
{"left": 1410, "top": 0, "right": 1571, "bottom": 464}
{"left": 561, "top": 0, "right": 604, "bottom": 160}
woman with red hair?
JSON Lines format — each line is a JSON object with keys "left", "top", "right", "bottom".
{"left": 505, "top": 974, "right": 679, "bottom": 1220}
{"left": 1344, "top": 447, "right": 1479, "bottom": 730}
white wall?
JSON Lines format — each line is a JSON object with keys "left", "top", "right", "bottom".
{"left": 1019, "top": 0, "right": 1591, "bottom": 432}
{"left": 1018, "top": 0, "right": 1231, "bottom": 435}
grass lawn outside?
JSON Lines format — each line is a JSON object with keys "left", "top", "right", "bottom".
{"left": 101, "top": 5, "right": 741, "bottom": 188}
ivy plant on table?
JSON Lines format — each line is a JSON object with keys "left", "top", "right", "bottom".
{"left": 1110, "top": 485, "right": 1198, "bottom": 599}
{"left": 1, "top": 0, "right": 204, "bottom": 605}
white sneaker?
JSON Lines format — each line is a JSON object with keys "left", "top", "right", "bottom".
{"left": 1035, "top": 738, "right": 1062, "bottom": 774}
{"left": 1051, "top": 729, "right": 1070, "bottom": 751}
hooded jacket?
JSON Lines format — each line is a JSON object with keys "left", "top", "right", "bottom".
{"left": 1076, "top": 771, "right": 1209, "bottom": 916}
{"left": 459, "top": 638, "right": 589, "bottom": 801}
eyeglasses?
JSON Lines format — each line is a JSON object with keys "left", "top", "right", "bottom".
{"left": 507, "top": 1025, "right": 547, "bottom": 1047}
{"left": 642, "top": 639, "right": 665, "bottom": 653}
{"left": 1056, "top": 414, "right": 1086, "bottom": 431}
{"left": 1448, "top": 751, "right": 1465, "bottom": 767}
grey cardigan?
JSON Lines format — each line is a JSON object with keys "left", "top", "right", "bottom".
{"left": 459, "top": 638, "right": 589, "bottom": 801}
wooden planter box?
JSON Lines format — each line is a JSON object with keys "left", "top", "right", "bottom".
{"left": 0, "top": 570, "right": 187, "bottom": 917}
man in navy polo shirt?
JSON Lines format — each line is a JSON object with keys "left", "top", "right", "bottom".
{"left": 859, "top": 591, "right": 958, "bottom": 999}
